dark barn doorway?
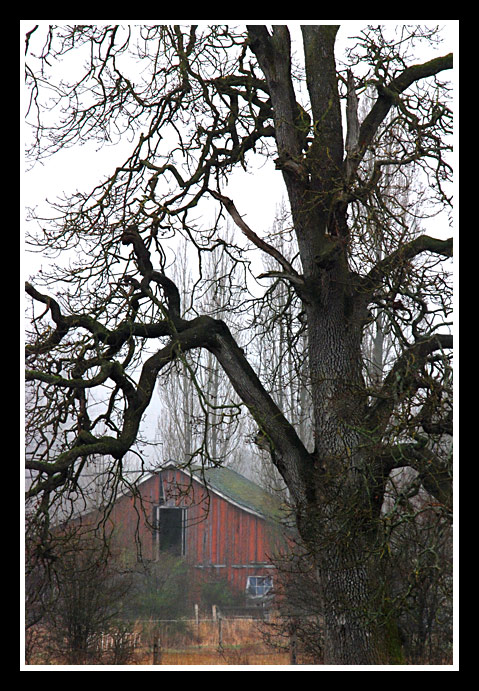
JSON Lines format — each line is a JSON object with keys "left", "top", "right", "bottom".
{"left": 154, "top": 507, "right": 185, "bottom": 556}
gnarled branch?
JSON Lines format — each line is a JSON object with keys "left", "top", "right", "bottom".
{"left": 363, "top": 234, "right": 453, "bottom": 294}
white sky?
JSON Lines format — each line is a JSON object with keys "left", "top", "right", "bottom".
{"left": 22, "top": 21, "right": 458, "bottom": 277}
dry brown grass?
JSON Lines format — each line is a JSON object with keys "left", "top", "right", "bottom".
{"left": 146, "top": 648, "right": 290, "bottom": 666}
{"left": 26, "top": 618, "right": 299, "bottom": 666}
{"left": 133, "top": 618, "right": 293, "bottom": 666}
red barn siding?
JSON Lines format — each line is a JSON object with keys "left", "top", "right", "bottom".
{"left": 97, "top": 466, "right": 281, "bottom": 596}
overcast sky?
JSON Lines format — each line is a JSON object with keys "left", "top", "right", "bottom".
{"left": 22, "top": 21, "right": 458, "bottom": 278}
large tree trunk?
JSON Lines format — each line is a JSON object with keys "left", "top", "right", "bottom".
{"left": 247, "top": 25, "right": 386, "bottom": 663}
{"left": 317, "top": 540, "right": 380, "bottom": 664}
{"left": 301, "top": 269, "right": 385, "bottom": 664}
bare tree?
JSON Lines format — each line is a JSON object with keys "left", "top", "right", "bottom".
{"left": 24, "top": 24, "right": 453, "bottom": 664}
{"left": 155, "top": 231, "right": 248, "bottom": 467}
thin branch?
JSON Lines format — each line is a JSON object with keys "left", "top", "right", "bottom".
{"left": 120, "top": 225, "right": 182, "bottom": 319}
{"left": 366, "top": 332, "right": 453, "bottom": 434}
{"left": 345, "top": 52, "right": 453, "bottom": 180}
{"left": 376, "top": 441, "right": 452, "bottom": 512}
{"left": 208, "top": 189, "right": 304, "bottom": 284}
{"left": 363, "top": 234, "right": 453, "bottom": 293}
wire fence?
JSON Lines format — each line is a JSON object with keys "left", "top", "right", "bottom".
{"left": 26, "top": 609, "right": 307, "bottom": 665}
{"left": 131, "top": 611, "right": 295, "bottom": 665}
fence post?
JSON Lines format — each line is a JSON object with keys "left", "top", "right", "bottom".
{"left": 290, "top": 629, "right": 297, "bottom": 665}
{"left": 153, "top": 636, "right": 162, "bottom": 665}
{"left": 217, "top": 614, "right": 223, "bottom": 650}
{"left": 212, "top": 604, "right": 217, "bottom": 622}
{"left": 194, "top": 603, "right": 200, "bottom": 645}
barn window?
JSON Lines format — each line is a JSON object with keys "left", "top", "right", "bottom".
{"left": 246, "top": 575, "right": 273, "bottom": 598}
{"left": 153, "top": 506, "right": 186, "bottom": 557}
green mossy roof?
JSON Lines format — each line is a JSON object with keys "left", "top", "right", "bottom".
{"left": 189, "top": 465, "right": 285, "bottom": 523}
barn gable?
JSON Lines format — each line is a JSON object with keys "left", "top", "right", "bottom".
{"left": 105, "top": 461, "right": 286, "bottom": 598}
{"left": 167, "top": 462, "right": 284, "bottom": 522}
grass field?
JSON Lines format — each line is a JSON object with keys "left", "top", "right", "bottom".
{"left": 26, "top": 617, "right": 309, "bottom": 666}
{"left": 137, "top": 617, "right": 296, "bottom": 665}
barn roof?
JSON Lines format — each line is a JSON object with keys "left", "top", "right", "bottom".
{"left": 163, "top": 461, "right": 285, "bottom": 523}
{"left": 66, "top": 461, "right": 288, "bottom": 527}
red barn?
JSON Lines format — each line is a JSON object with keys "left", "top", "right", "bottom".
{"left": 101, "top": 461, "right": 286, "bottom": 600}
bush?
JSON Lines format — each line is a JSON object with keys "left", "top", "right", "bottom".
{"left": 200, "top": 577, "right": 244, "bottom": 611}
{"left": 122, "top": 555, "right": 192, "bottom": 621}
{"left": 32, "top": 533, "right": 133, "bottom": 664}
